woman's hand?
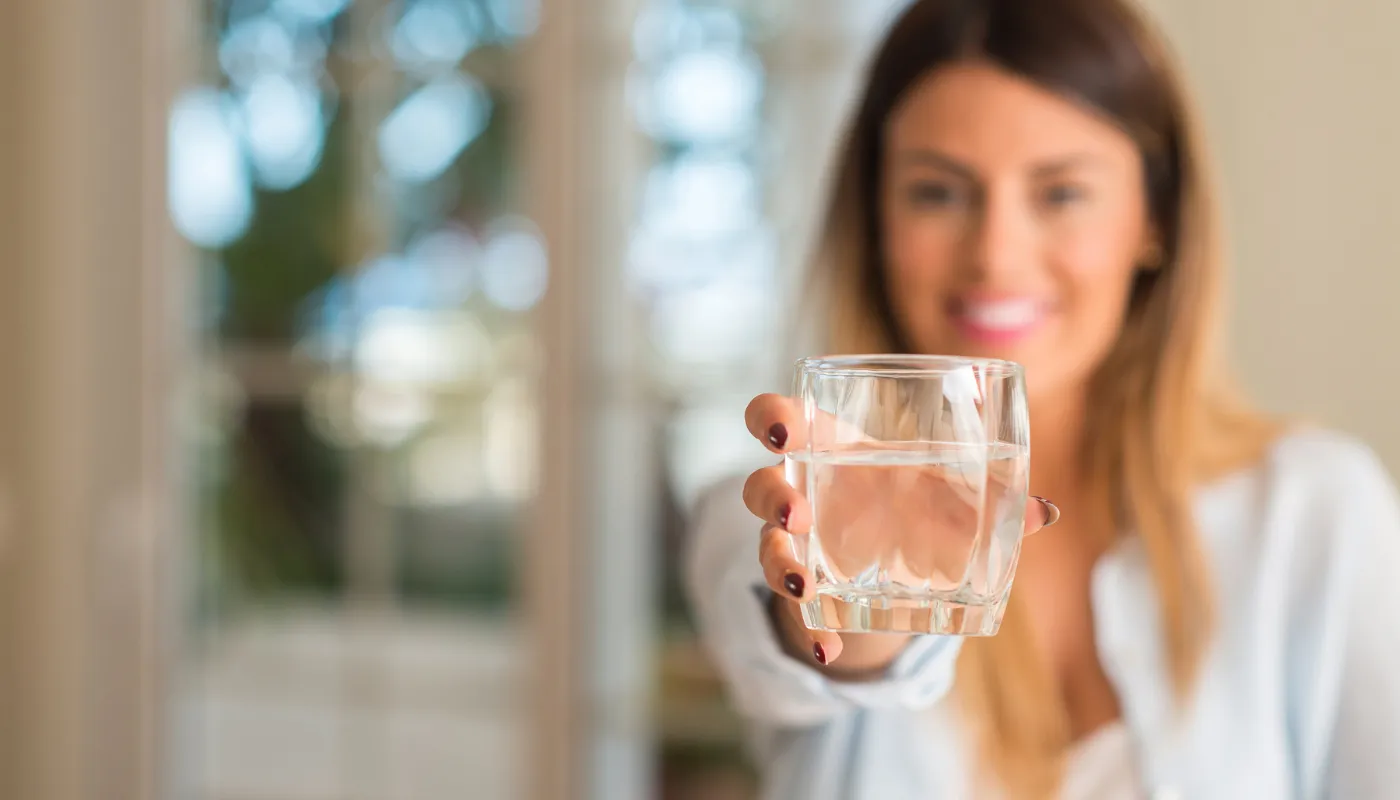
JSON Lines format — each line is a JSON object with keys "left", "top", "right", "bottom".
{"left": 742, "top": 393, "right": 1060, "bottom": 676}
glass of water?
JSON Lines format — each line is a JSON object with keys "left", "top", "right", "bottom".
{"left": 786, "top": 355, "right": 1030, "bottom": 636}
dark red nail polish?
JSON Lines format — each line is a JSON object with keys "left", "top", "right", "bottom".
{"left": 783, "top": 573, "right": 804, "bottom": 598}
{"left": 813, "top": 642, "right": 827, "bottom": 665}
{"left": 778, "top": 503, "right": 792, "bottom": 529}
{"left": 768, "top": 423, "right": 788, "bottom": 450}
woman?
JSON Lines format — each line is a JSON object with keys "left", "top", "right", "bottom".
{"left": 684, "top": 0, "right": 1400, "bottom": 798}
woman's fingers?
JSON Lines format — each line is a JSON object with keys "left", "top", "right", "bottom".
{"left": 743, "top": 393, "right": 872, "bottom": 453}
{"left": 760, "top": 525, "right": 844, "bottom": 666}
{"left": 742, "top": 464, "right": 810, "bottom": 534}
{"left": 744, "top": 393, "right": 805, "bottom": 453}
{"left": 742, "top": 394, "right": 834, "bottom": 666}
{"left": 790, "top": 602, "right": 845, "bottom": 667}
{"left": 1025, "top": 496, "right": 1060, "bottom": 536}
{"left": 758, "top": 524, "right": 808, "bottom": 600}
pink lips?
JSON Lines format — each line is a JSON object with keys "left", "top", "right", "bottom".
{"left": 947, "top": 295, "right": 1049, "bottom": 344}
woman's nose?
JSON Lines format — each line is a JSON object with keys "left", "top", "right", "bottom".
{"left": 967, "top": 187, "right": 1035, "bottom": 281}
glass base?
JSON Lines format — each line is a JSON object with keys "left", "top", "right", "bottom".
{"left": 799, "top": 587, "right": 1009, "bottom": 636}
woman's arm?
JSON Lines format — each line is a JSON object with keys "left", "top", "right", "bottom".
{"left": 1273, "top": 434, "right": 1400, "bottom": 797}
{"left": 1319, "top": 446, "right": 1400, "bottom": 797}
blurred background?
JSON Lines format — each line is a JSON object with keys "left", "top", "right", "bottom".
{"left": 0, "top": 0, "right": 1397, "bottom": 799}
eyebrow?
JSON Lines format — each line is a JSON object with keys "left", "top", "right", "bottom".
{"left": 893, "top": 148, "right": 1108, "bottom": 179}
{"left": 895, "top": 149, "right": 978, "bottom": 180}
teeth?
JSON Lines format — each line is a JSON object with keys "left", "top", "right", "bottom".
{"left": 961, "top": 300, "right": 1041, "bottom": 330}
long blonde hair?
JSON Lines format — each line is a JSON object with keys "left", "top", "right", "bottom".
{"left": 813, "top": 0, "right": 1278, "bottom": 795}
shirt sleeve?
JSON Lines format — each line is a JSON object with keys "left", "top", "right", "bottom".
{"left": 683, "top": 476, "right": 963, "bottom": 730}
{"left": 1314, "top": 442, "right": 1400, "bottom": 797}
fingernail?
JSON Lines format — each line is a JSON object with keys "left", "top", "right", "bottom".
{"left": 767, "top": 423, "right": 788, "bottom": 450}
{"left": 783, "top": 572, "right": 804, "bottom": 599}
{"left": 1032, "top": 496, "right": 1060, "bottom": 527}
{"left": 813, "top": 642, "right": 827, "bottom": 665}
{"left": 778, "top": 503, "right": 792, "bottom": 529}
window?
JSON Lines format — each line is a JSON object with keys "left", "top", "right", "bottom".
{"left": 176, "top": 2, "right": 541, "bottom": 797}
{"left": 171, "top": 1, "right": 905, "bottom": 798}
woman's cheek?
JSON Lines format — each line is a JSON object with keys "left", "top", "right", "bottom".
{"left": 1047, "top": 237, "right": 1141, "bottom": 355}
{"left": 886, "top": 220, "right": 960, "bottom": 287}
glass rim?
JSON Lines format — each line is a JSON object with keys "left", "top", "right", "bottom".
{"left": 796, "top": 353, "right": 1023, "bottom": 378}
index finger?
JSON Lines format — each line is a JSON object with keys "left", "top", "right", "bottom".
{"left": 745, "top": 394, "right": 805, "bottom": 453}
{"left": 746, "top": 391, "right": 881, "bottom": 455}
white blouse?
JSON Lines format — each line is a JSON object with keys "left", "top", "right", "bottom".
{"left": 684, "top": 429, "right": 1400, "bottom": 799}
{"left": 1063, "top": 722, "right": 1144, "bottom": 800}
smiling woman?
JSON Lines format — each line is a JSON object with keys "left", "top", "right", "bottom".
{"left": 685, "top": 0, "right": 1400, "bottom": 798}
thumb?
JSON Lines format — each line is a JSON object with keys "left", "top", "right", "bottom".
{"left": 1024, "top": 496, "right": 1060, "bottom": 536}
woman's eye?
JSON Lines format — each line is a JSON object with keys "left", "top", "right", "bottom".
{"left": 1041, "top": 183, "right": 1088, "bottom": 207}
{"left": 906, "top": 182, "right": 964, "bottom": 208}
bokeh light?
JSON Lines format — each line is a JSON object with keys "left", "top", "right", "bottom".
{"left": 378, "top": 77, "right": 493, "bottom": 183}
{"left": 631, "top": 4, "right": 745, "bottom": 64}
{"left": 271, "top": 0, "right": 351, "bottom": 25}
{"left": 641, "top": 153, "right": 759, "bottom": 241}
{"left": 353, "top": 308, "right": 490, "bottom": 386}
{"left": 352, "top": 380, "right": 434, "bottom": 447}
{"left": 405, "top": 225, "right": 480, "bottom": 305}
{"left": 236, "top": 73, "right": 326, "bottom": 190}
{"left": 634, "top": 49, "right": 764, "bottom": 144}
{"left": 390, "top": 0, "right": 482, "bottom": 72}
{"left": 168, "top": 88, "right": 254, "bottom": 248}
{"left": 480, "top": 218, "right": 549, "bottom": 312}
{"left": 219, "top": 13, "right": 299, "bottom": 85}
{"left": 628, "top": 221, "right": 776, "bottom": 295}
{"left": 485, "top": 0, "right": 541, "bottom": 40}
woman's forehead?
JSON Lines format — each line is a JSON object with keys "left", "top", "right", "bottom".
{"left": 884, "top": 61, "right": 1140, "bottom": 170}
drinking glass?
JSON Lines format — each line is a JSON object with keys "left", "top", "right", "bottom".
{"left": 786, "top": 355, "right": 1030, "bottom": 636}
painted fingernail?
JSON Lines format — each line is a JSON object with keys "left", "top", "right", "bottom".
{"left": 1032, "top": 496, "right": 1060, "bottom": 527}
{"left": 778, "top": 503, "right": 792, "bottom": 529}
{"left": 813, "top": 642, "right": 827, "bottom": 665}
{"left": 768, "top": 423, "right": 788, "bottom": 450}
{"left": 783, "top": 572, "right": 804, "bottom": 599}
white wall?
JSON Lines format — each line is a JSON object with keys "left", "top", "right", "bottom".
{"left": 1145, "top": 0, "right": 1400, "bottom": 469}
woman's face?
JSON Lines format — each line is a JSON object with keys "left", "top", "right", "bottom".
{"left": 880, "top": 61, "right": 1154, "bottom": 402}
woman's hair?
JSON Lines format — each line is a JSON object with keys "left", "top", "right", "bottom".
{"left": 812, "top": 0, "right": 1278, "bottom": 795}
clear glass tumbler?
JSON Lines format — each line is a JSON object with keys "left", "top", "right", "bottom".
{"left": 786, "top": 355, "right": 1030, "bottom": 636}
